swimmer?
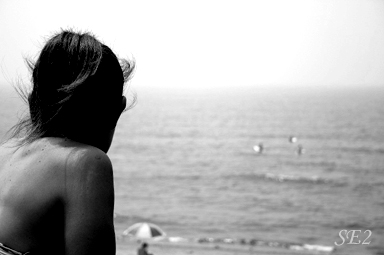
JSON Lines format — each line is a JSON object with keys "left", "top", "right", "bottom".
{"left": 296, "top": 144, "right": 305, "bottom": 155}
{"left": 289, "top": 136, "right": 298, "bottom": 143}
{"left": 253, "top": 143, "right": 264, "bottom": 154}
{"left": 0, "top": 30, "right": 135, "bottom": 255}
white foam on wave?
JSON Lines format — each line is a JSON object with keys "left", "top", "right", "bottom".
{"left": 168, "top": 237, "right": 188, "bottom": 243}
{"left": 263, "top": 173, "right": 330, "bottom": 184}
{"left": 191, "top": 237, "right": 335, "bottom": 253}
{"left": 290, "top": 244, "right": 334, "bottom": 252}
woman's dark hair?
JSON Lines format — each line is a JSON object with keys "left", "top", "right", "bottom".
{"left": 8, "top": 29, "right": 135, "bottom": 145}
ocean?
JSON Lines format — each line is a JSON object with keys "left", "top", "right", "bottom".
{"left": 1, "top": 85, "right": 383, "bottom": 255}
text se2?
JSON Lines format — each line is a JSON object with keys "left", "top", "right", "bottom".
{"left": 334, "top": 230, "right": 372, "bottom": 246}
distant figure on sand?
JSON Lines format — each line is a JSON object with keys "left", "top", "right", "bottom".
{"left": 138, "top": 243, "right": 153, "bottom": 255}
{"left": 253, "top": 143, "right": 264, "bottom": 154}
{"left": 0, "top": 30, "right": 135, "bottom": 254}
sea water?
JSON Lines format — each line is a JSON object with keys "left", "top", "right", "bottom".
{"left": 1, "top": 85, "right": 383, "bottom": 255}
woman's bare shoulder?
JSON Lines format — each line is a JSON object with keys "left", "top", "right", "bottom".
{"left": 61, "top": 139, "right": 116, "bottom": 255}
{"left": 63, "top": 139, "right": 113, "bottom": 176}
{"left": 63, "top": 149, "right": 116, "bottom": 255}
{"left": 59, "top": 139, "right": 114, "bottom": 202}
{"left": 0, "top": 137, "right": 112, "bottom": 185}
{"left": 0, "top": 139, "right": 115, "bottom": 253}
{"left": 34, "top": 137, "right": 111, "bottom": 170}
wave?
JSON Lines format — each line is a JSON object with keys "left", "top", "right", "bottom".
{"left": 227, "top": 172, "right": 347, "bottom": 186}
{"left": 327, "top": 218, "right": 384, "bottom": 231}
{"left": 136, "top": 172, "right": 348, "bottom": 187}
{"left": 340, "top": 146, "right": 384, "bottom": 155}
{"left": 165, "top": 236, "right": 335, "bottom": 253}
{"left": 263, "top": 173, "right": 330, "bottom": 184}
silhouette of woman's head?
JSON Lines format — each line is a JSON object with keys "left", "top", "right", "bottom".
{"left": 10, "top": 29, "right": 135, "bottom": 149}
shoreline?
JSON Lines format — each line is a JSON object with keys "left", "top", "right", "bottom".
{"left": 116, "top": 238, "right": 336, "bottom": 255}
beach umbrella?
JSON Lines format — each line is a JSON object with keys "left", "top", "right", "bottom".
{"left": 123, "top": 222, "right": 166, "bottom": 240}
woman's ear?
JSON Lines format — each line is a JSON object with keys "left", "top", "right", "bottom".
{"left": 121, "top": 96, "right": 127, "bottom": 112}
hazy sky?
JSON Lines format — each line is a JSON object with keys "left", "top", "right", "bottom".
{"left": 1, "top": 0, "right": 384, "bottom": 89}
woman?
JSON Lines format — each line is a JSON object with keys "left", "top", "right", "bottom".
{"left": 0, "top": 30, "right": 135, "bottom": 255}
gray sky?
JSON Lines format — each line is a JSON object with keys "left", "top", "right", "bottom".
{"left": 1, "top": 0, "right": 384, "bottom": 89}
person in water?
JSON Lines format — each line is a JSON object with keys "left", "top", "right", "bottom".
{"left": 0, "top": 30, "right": 135, "bottom": 255}
{"left": 253, "top": 143, "right": 264, "bottom": 154}
{"left": 296, "top": 144, "right": 305, "bottom": 155}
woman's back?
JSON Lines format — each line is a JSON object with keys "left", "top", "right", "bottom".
{"left": 0, "top": 138, "right": 116, "bottom": 254}
{"left": 0, "top": 138, "right": 67, "bottom": 253}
